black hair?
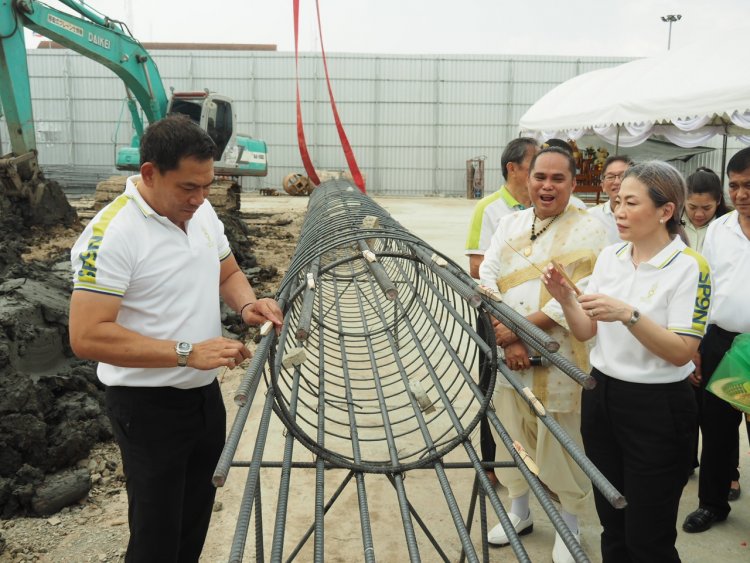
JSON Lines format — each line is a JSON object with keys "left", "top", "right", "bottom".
{"left": 140, "top": 114, "right": 218, "bottom": 173}
{"left": 542, "top": 138, "right": 574, "bottom": 155}
{"left": 686, "top": 167, "right": 729, "bottom": 217}
{"left": 602, "top": 154, "right": 633, "bottom": 176}
{"left": 727, "top": 147, "right": 750, "bottom": 176}
{"left": 530, "top": 146, "right": 577, "bottom": 178}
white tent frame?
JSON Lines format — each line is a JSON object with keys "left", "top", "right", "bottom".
{"left": 519, "top": 38, "right": 750, "bottom": 176}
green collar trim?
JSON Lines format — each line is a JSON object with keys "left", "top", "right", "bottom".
{"left": 499, "top": 186, "right": 525, "bottom": 210}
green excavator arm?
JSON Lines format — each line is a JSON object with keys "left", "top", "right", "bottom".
{"left": 1, "top": 0, "right": 267, "bottom": 226}
{"left": 0, "top": 0, "right": 168, "bottom": 164}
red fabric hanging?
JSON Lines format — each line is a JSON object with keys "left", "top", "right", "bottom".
{"left": 293, "top": 0, "right": 320, "bottom": 186}
{"left": 293, "top": 0, "right": 366, "bottom": 193}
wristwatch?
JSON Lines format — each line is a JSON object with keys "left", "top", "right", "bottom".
{"left": 175, "top": 341, "right": 193, "bottom": 367}
{"left": 626, "top": 308, "right": 641, "bottom": 327}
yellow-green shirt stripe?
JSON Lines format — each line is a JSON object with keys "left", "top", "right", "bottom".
{"left": 465, "top": 186, "right": 523, "bottom": 249}
{"left": 682, "top": 247, "right": 711, "bottom": 336}
{"left": 75, "top": 194, "right": 130, "bottom": 288}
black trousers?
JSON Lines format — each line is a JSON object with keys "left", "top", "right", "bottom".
{"left": 106, "top": 380, "right": 226, "bottom": 563}
{"left": 693, "top": 381, "right": 741, "bottom": 480}
{"left": 582, "top": 369, "right": 696, "bottom": 563}
{"left": 477, "top": 318, "right": 497, "bottom": 463}
{"left": 697, "top": 325, "right": 743, "bottom": 517}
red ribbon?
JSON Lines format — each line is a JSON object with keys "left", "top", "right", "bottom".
{"left": 293, "top": 0, "right": 366, "bottom": 193}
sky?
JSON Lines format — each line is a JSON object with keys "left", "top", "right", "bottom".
{"left": 25, "top": 0, "right": 749, "bottom": 58}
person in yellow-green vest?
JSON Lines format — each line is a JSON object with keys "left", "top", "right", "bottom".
{"left": 465, "top": 137, "right": 539, "bottom": 279}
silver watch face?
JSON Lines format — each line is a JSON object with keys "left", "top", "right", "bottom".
{"left": 177, "top": 341, "right": 192, "bottom": 354}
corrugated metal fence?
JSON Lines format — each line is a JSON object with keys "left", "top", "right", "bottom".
{"left": 0, "top": 49, "right": 742, "bottom": 196}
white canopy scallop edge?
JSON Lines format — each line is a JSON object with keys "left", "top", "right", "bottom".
{"left": 519, "top": 37, "right": 750, "bottom": 148}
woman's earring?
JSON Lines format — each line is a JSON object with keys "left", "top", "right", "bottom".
{"left": 659, "top": 219, "right": 665, "bottom": 224}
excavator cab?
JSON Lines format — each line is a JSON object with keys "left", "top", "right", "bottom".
{"left": 169, "top": 92, "right": 233, "bottom": 163}
{"left": 168, "top": 94, "right": 231, "bottom": 158}
{"left": 116, "top": 91, "right": 267, "bottom": 177}
{"left": 204, "top": 99, "right": 233, "bottom": 158}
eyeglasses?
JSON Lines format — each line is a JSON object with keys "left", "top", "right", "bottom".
{"left": 602, "top": 173, "right": 625, "bottom": 182}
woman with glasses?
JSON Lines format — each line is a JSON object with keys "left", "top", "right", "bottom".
{"left": 683, "top": 167, "right": 730, "bottom": 252}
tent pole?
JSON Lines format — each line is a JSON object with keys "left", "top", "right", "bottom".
{"left": 615, "top": 125, "right": 620, "bottom": 153}
{"left": 720, "top": 134, "right": 728, "bottom": 185}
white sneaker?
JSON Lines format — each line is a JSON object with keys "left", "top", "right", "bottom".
{"left": 487, "top": 511, "right": 533, "bottom": 546}
{"left": 552, "top": 530, "right": 581, "bottom": 563}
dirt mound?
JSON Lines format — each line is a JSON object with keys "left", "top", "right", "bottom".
{"left": 0, "top": 187, "right": 283, "bottom": 518}
{"left": 0, "top": 255, "right": 111, "bottom": 518}
{"left": 3, "top": 178, "right": 77, "bottom": 230}
{"left": 0, "top": 185, "right": 108, "bottom": 518}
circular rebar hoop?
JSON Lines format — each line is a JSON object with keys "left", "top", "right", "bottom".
{"left": 268, "top": 180, "right": 496, "bottom": 473}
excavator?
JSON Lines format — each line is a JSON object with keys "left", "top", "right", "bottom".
{"left": 0, "top": 0, "right": 268, "bottom": 226}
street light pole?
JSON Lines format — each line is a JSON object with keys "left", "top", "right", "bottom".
{"left": 661, "top": 14, "right": 682, "bottom": 50}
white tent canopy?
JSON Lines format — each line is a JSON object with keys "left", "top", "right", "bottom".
{"left": 519, "top": 37, "right": 750, "bottom": 148}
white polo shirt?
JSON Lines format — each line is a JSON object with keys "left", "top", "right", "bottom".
{"left": 588, "top": 201, "right": 621, "bottom": 244}
{"left": 587, "top": 237, "right": 711, "bottom": 384}
{"left": 71, "top": 176, "right": 232, "bottom": 389}
{"left": 702, "top": 210, "right": 750, "bottom": 333}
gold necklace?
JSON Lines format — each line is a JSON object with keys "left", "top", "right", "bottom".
{"left": 524, "top": 213, "right": 561, "bottom": 256}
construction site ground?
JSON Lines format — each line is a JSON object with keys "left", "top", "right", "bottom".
{"left": 0, "top": 193, "right": 747, "bottom": 562}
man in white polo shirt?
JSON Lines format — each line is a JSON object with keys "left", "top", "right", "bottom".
{"left": 69, "top": 115, "right": 283, "bottom": 562}
{"left": 588, "top": 155, "right": 633, "bottom": 244}
{"left": 683, "top": 147, "right": 750, "bottom": 534}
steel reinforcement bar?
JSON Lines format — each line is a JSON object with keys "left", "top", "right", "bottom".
{"left": 215, "top": 180, "right": 625, "bottom": 562}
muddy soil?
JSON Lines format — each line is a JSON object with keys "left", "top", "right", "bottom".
{"left": 0, "top": 191, "right": 305, "bottom": 561}
{"left": 0, "top": 183, "right": 107, "bottom": 523}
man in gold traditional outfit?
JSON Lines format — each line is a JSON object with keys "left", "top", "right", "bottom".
{"left": 479, "top": 146, "right": 608, "bottom": 563}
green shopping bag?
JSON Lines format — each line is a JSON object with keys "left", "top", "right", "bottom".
{"left": 706, "top": 333, "right": 750, "bottom": 414}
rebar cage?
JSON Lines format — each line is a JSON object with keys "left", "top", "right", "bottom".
{"left": 215, "top": 180, "right": 624, "bottom": 563}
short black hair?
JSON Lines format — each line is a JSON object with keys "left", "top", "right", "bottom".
{"left": 542, "top": 138, "right": 573, "bottom": 155}
{"left": 602, "top": 155, "right": 633, "bottom": 175}
{"left": 727, "top": 147, "right": 750, "bottom": 176}
{"left": 140, "top": 114, "right": 218, "bottom": 173}
{"left": 530, "top": 146, "right": 577, "bottom": 178}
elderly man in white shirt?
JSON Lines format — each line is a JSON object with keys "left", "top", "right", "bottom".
{"left": 465, "top": 138, "right": 539, "bottom": 278}
{"left": 588, "top": 155, "right": 633, "bottom": 244}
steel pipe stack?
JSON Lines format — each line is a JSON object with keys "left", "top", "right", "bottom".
{"left": 215, "top": 180, "right": 625, "bottom": 562}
